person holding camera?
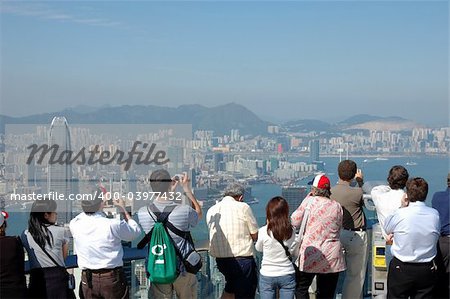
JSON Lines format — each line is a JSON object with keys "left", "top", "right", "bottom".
{"left": 70, "top": 189, "right": 142, "bottom": 299}
{"left": 371, "top": 165, "right": 409, "bottom": 267}
{"left": 137, "top": 169, "right": 202, "bottom": 299}
{"left": 330, "top": 160, "right": 368, "bottom": 299}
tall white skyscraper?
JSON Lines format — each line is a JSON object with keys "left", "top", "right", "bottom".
{"left": 48, "top": 116, "right": 73, "bottom": 224}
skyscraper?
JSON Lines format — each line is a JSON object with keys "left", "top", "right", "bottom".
{"left": 213, "top": 152, "right": 224, "bottom": 172}
{"left": 282, "top": 186, "right": 307, "bottom": 214}
{"left": 310, "top": 139, "right": 320, "bottom": 162}
{"left": 48, "top": 116, "right": 73, "bottom": 224}
{"left": 167, "top": 146, "right": 184, "bottom": 174}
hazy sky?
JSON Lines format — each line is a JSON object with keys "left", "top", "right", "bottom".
{"left": 1, "top": 1, "right": 448, "bottom": 125}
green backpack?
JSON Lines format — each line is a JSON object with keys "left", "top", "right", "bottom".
{"left": 145, "top": 205, "right": 178, "bottom": 284}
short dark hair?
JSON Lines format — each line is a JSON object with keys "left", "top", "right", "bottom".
{"left": 387, "top": 165, "right": 409, "bottom": 190}
{"left": 338, "top": 160, "right": 357, "bottom": 181}
{"left": 149, "top": 169, "right": 172, "bottom": 193}
{"left": 82, "top": 189, "right": 103, "bottom": 214}
{"left": 406, "top": 177, "right": 428, "bottom": 202}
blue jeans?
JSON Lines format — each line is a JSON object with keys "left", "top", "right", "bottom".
{"left": 259, "top": 273, "right": 296, "bottom": 299}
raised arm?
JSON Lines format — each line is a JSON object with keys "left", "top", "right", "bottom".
{"left": 180, "top": 172, "right": 202, "bottom": 219}
{"left": 113, "top": 197, "right": 142, "bottom": 241}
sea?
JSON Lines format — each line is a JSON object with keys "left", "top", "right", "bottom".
{"left": 6, "top": 155, "right": 450, "bottom": 241}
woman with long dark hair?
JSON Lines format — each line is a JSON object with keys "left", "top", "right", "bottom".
{"left": 21, "top": 199, "right": 71, "bottom": 299}
{"left": 255, "top": 196, "right": 296, "bottom": 299}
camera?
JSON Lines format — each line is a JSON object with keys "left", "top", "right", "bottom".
{"left": 173, "top": 174, "right": 184, "bottom": 181}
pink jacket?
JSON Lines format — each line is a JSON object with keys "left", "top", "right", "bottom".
{"left": 291, "top": 196, "right": 346, "bottom": 273}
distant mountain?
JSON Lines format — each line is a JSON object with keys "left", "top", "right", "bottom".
{"left": 339, "top": 114, "right": 383, "bottom": 126}
{"left": 284, "top": 119, "right": 332, "bottom": 132}
{"left": 64, "top": 105, "right": 108, "bottom": 114}
{"left": 1, "top": 107, "right": 426, "bottom": 136}
{"left": 338, "top": 114, "right": 419, "bottom": 131}
{"left": 344, "top": 119, "right": 420, "bottom": 131}
{"left": 281, "top": 114, "right": 422, "bottom": 133}
{"left": 0, "top": 103, "right": 269, "bottom": 136}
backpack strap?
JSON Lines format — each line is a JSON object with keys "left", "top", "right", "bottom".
{"left": 148, "top": 203, "right": 190, "bottom": 239}
{"left": 149, "top": 204, "right": 196, "bottom": 262}
{"left": 137, "top": 203, "right": 175, "bottom": 249}
{"left": 148, "top": 203, "right": 174, "bottom": 223}
{"left": 165, "top": 221, "right": 190, "bottom": 240}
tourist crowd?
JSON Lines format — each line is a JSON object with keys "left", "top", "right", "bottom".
{"left": 0, "top": 161, "right": 449, "bottom": 299}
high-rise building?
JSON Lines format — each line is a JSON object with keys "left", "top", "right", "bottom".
{"left": 230, "top": 129, "right": 239, "bottom": 143}
{"left": 281, "top": 186, "right": 307, "bottom": 214}
{"left": 167, "top": 146, "right": 184, "bottom": 174}
{"left": 310, "top": 139, "right": 320, "bottom": 162}
{"left": 277, "top": 136, "right": 291, "bottom": 153}
{"left": 270, "top": 158, "right": 279, "bottom": 172}
{"left": 213, "top": 152, "right": 224, "bottom": 172}
{"left": 48, "top": 116, "right": 73, "bottom": 225}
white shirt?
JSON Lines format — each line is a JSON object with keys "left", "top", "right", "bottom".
{"left": 69, "top": 212, "right": 142, "bottom": 270}
{"left": 384, "top": 201, "right": 440, "bottom": 263}
{"left": 255, "top": 225, "right": 295, "bottom": 277}
{"left": 371, "top": 185, "right": 405, "bottom": 240}
{"left": 206, "top": 196, "right": 259, "bottom": 258}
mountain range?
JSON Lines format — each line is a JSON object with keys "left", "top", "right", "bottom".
{"left": 0, "top": 103, "right": 268, "bottom": 136}
{"left": 0, "top": 103, "right": 424, "bottom": 135}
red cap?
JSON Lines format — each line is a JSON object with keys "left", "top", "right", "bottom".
{"left": 311, "top": 174, "right": 331, "bottom": 190}
{"left": 0, "top": 211, "right": 8, "bottom": 226}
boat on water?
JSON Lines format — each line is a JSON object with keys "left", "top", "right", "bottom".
{"left": 245, "top": 198, "right": 259, "bottom": 205}
{"left": 406, "top": 161, "right": 418, "bottom": 166}
{"left": 375, "top": 157, "right": 389, "bottom": 161}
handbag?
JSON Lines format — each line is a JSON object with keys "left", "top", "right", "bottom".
{"left": 291, "top": 196, "right": 314, "bottom": 262}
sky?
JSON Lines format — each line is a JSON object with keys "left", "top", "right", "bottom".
{"left": 0, "top": 1, "right": 448, "bottom": 125}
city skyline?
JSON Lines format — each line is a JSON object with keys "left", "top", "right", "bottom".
{"left": 1, "top": 1, "right": 448, "bottom": 125}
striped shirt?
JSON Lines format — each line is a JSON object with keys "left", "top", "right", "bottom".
{"left": 138, "top": 200, "right": 199, "bottom": 250}
{"left": 206, "top": 196, "right": 259, "bottom": 258}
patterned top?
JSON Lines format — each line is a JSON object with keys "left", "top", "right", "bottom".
{"left": 206, "top": 196, "right": 259, "bottom": 258}
{"left": 291, "top": 196, "right": 346, "bottom": 273}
